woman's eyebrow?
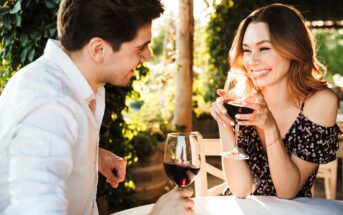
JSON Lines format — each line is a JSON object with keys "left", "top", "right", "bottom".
{"left": 242, "top": 40, "right": 271, "bottom": 47}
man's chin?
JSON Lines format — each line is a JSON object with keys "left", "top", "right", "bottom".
{"left": 108, "top": 79, "right": 132, "bottom": 87}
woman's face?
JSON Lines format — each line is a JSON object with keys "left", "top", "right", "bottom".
{"left": 242, "top": 22, "right": 290, "bottom": 88}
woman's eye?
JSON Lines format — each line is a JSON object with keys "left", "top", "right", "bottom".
{"left": 260, "top": 47, "right": 270, "bottom": 51}
{"left": 243, "top": 49, "right": 251, "bottom": 53}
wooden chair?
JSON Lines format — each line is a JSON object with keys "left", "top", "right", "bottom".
{"left": 193, "top": 132, "right": 227, "bottom": 197}
{"left": 313, "top": 160, "right": 338, "bottom": 199}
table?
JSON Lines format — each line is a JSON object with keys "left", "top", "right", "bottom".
{"left": 112, "top": 196, "right": 343, "bottom": 215}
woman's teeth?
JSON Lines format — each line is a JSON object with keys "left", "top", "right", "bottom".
{"left": 252, "top": 69, "right": 270, "bottom": 77}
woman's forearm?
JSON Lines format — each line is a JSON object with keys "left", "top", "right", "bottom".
{"left": 222, "top": 158, "right": 255, "bottom": 198}
{"left": 219, "top": 126, "right": 254, "bottom": 198}
{"left": 264, "top": 128, "right": 302, "bottom": 199}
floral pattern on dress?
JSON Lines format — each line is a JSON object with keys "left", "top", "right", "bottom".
{"left": 224, "top": 109, "right": 341, "bottom": 197}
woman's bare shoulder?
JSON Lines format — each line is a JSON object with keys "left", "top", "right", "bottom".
{"left": 303, "top": 88, "right": 338, "bottom": 127}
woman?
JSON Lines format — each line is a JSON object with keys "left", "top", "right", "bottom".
{"left": 211, "top": 3, "right": 341, "bottom": 199}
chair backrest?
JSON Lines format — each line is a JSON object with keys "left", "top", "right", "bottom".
{"left": 314, "top": 160, "right": 338, "bottom": 199}
{"left": 193, "top": 132, "right": 227, "bottom": 197}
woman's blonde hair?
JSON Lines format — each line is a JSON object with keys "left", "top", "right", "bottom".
{"left": 229, "top": 3, "right": 327, "bottom": 106}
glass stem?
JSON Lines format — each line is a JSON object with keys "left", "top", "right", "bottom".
{"left": 233, "top": 123, "right": 240, "bottom": 152}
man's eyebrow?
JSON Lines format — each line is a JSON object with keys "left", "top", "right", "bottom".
{"left": 136, "top": 40, "right": 151, "bottom": 49}
{"left": 242, "top": 40, "right": 271, "bottom": 47}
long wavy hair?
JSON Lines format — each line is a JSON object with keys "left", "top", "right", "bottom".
{"left": 229, "top": 3, "right": 327, "bottom": 107}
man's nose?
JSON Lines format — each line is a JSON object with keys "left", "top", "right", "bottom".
{"left": 141, "top": 48, "right": 152, "bottom": 63}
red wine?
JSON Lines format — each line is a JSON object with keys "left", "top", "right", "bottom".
{"left": 163, "top": 162, "right": 200, "bottom": 188}
{"left": 223, "top": 100, "right": 254, "bottom": 121}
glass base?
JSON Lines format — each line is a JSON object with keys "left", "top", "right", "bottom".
{"left": 221, "top": 150, "right": 249, "bottom": 160}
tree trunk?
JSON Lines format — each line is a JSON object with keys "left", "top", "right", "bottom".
{"left": 173, "top": 0, "right": 194, "bottom": 132}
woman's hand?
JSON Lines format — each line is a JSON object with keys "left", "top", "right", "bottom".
{"left": 234, "top": 91, "right": 277, "bottom": 130}
{"left": 210, "top": 89, "right": 235, "bottom": 127}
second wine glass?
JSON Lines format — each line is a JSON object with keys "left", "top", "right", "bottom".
{"left": 221, "top": 71, "right": 256, "bottom": 160}
{"left": 163, "top": 132, "right": 200, "bottom": 188}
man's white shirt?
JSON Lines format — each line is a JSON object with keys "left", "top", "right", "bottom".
{"left": 0, "top": 39, "right": 105, "bottom": 215}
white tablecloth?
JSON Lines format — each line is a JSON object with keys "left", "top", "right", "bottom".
{"left": 112, "top": 196, "right": 343, "bottom": 215}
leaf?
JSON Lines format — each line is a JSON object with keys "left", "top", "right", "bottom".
{"left": 0, "top": 7, "right": 10, "bottom": 16}
{"left": 3, "top": 36, "right": 12, "bottom": 47}
{"left": 20, "top": 47, "right": 29, "bottom": 64}
{"left": 48, "top": 27, "right": 57, "bottom": 38}
{"left": 19, "top": 33, "right": 28, "bottom": 46}
{"left": 44, "top": 0, "right": 56, "bottom": 9}
{"left": 15, "top": 14, "right": 22, "bottom": 27}
{"left": 9, "top": 1, "right": 22, "bottom": 14}
{"left": 27, "top": 48, "right": 35, "bottom": 62}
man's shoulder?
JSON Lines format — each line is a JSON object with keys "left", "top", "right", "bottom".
{"left": 8, "top": 57, "right": 66, "bottom": 96}
{"left": 21, "top": 57, "right": 63, "bottom": 84}
{"left": 0, "top": 57, "right": 77, "bottom": 114}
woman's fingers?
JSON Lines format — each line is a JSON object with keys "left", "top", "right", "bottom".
{"left": 237, "top": 101, "right": 266, "bottom": 113}
{"left": 210, "top": 98, "right": 235, "bottom": 126}
{"left": 233, "top": 101, "right": 274, "bottom": 128}
{"left": 210, "top": 104, "right": 228, "bottom": 126}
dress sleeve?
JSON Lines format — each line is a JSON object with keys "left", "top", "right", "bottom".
{"left": 293, "top": 123, "right": 341, "bottom": 164}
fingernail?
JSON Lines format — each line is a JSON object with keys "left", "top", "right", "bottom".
{"left": 222, "top": 123, "right": 226, "bottom": 127}
{"left": 236, "top": 114, "right": 240, "bottom": 119}
{"left": 230, "top": 121, "right": 235, "bottom": 126}
{"left": 222, "top": 109, "right": 226, "bottom": 114}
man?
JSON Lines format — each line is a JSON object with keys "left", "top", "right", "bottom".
{"left": 0, "top": 0, "right": 194, "bottom": 214}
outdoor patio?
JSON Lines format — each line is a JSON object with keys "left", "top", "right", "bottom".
{"left": 1, "top": 1, "right": 343, "bottom": 214}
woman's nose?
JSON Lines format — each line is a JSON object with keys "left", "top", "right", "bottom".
{"left": 248, "top": 51, "right": 260, "bottom": 66}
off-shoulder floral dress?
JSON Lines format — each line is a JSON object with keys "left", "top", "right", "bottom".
{"left": 224, "top": 101, "right": 341, "bottom": 197}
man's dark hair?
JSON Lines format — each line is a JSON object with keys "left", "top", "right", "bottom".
{"left": 57, "top": 0, "right": 164, "bottom": 51}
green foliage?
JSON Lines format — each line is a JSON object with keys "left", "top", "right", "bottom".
{"left": 0, "top": 0, "right": 58, "bottom": 92}
{"left": 124, "top": 13, "right": 177, "bottom": 136}
{"left": 129, "top": 130, "right": 166, "bottom": 164}
{"left": 150, "top": 26, "right": 165, "bottom": 64}
{"left": 193, "top": 17, "right": 212, "bottom": 117}
{"left": 0, "top": 0, "right": 59, "bottom": 70}
{"left": 314, "top": 29, "right": 343, "bottom": 81}
{"left": 126, "top": 62, "right": 175, "bottom": 134}
{"left": 151, "top": 12, "right": 176, "bottom": 65}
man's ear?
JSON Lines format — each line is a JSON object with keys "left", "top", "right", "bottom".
{"left": 87, "top": 37, "right": 107, "bottom": 63}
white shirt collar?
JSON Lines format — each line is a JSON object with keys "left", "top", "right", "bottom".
{"left": 43, "top": 39, "right": 95, "bottom": 101}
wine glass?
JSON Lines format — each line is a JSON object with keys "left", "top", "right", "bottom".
{"left": 221, "top": 71, "right": 256, "bottom": 160}
{"left": 163, "top": 132, "right": 200, "bottom": 188}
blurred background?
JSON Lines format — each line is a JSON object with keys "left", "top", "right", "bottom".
{"left": 1, "top": 0, "right": 343, "bottom": 214}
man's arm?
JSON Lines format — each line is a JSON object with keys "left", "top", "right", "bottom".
{"left": 98, "top": 148, "right": 126, "bottom": 188}
{"left": 5, "top": 102, "right": 78, "bottom": 214}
